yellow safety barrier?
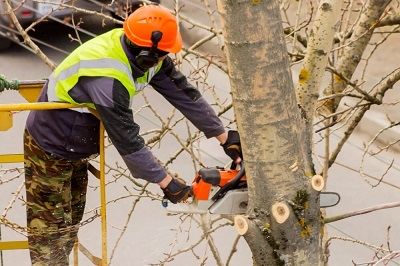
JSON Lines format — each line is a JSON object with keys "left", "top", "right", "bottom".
{"left": 0, "top": 80, "right": 108, "bottom": 266}
{"left": 0, "top": 241, "right": 29, "bottom": 250}
{"left": 0, "top": 154, "right": 24, "bottom": 163}
{"left": 0, "top": 111, "right": 12, "bottom": 131}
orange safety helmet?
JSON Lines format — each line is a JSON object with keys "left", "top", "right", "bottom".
{"left": 123, "top": 5, "right": 182, "bottom": 54}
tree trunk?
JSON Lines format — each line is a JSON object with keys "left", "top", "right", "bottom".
{"left": 217, "top": 0, "right": 321, "bottom": 265}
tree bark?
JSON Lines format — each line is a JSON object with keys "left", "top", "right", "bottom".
{"left": 217, "top": 0, "right": 321, "bottom": 265}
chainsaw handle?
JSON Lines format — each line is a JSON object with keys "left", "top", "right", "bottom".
{"left": 211, "top": 162, "right": 245, "bottom": 201}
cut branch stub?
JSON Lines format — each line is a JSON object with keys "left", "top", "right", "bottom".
{"left": 234, "top": 215, "right": 249, "bottom": 235}
{"left": 311, "top": 175, "right": 325, "bottom": 191}
{"left": 271, "top": 202, "right": 290, "bottom": 224}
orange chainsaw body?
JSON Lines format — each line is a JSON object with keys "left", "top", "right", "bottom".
{"left": 191, "top": 167, "right": 247, "bottom": 201}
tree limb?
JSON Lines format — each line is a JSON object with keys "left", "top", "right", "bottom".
{"left": 324, "top": 201, "right": 400, "bottom": 224}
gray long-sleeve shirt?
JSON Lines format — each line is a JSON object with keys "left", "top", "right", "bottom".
{"left": 26, "top": 42, "right": 224, "bottom": 183}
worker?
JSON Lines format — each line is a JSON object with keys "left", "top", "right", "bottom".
{"left": 23, "top": 4, "right": 242, "bottom": 266}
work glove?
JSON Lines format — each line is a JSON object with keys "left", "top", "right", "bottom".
{"left": 162, "top": 177, "right": 192, "bottom": 204}
{"left": 221, "top": 130, "right": 242, "bottom": 163}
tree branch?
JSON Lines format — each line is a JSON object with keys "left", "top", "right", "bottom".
{"left": 324, "top": 201, "right": 400, "bottom": 223}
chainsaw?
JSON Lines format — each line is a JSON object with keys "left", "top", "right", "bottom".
{"left": 163, "top": 163, "right": 340, "bottom": 215}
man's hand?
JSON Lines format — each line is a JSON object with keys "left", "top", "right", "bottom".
{"left": 221, "top": 130, "right": 242, "bottom": 163}
{"left": 162, "top": 177, "right": 192, "bottom": 204}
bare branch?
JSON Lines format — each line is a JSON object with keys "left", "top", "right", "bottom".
{"left": 3, "top": 0, "right": 56, "bottom": 69}
{"left": 325, "top": 201, "right": 400, "bottom": 224}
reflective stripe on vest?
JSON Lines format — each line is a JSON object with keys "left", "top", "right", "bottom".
{"left": 47, "top": 58, "right": 135, "bottom": 108}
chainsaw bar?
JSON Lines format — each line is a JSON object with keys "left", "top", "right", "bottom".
{"left": 164, "top": 191, "right": 341, "bottom": 215}
{"left": 320, "top": 191, "right": 341, "bottom": 208}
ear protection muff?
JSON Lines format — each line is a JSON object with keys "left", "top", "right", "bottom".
{"left": 135, "top": 31, "right": 163, "bottom": 70}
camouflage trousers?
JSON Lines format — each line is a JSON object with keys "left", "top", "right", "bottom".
{"left": 24, "top": 130, "right": 88, "bottom": 266}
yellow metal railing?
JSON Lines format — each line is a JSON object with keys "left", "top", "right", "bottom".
{"left": 0, "top": 241, "right": 29, "bottom": 250}
{"left": 0, "top": 80, "right": 108, "bottom": 266}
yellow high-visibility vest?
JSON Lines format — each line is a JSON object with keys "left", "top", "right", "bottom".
{"left": 47, "top": 28, "right": 162, "bottom": 110}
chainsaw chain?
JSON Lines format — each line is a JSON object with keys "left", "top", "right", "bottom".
{"left": 0, "top": 212, "right": 100, "bottom": 236}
